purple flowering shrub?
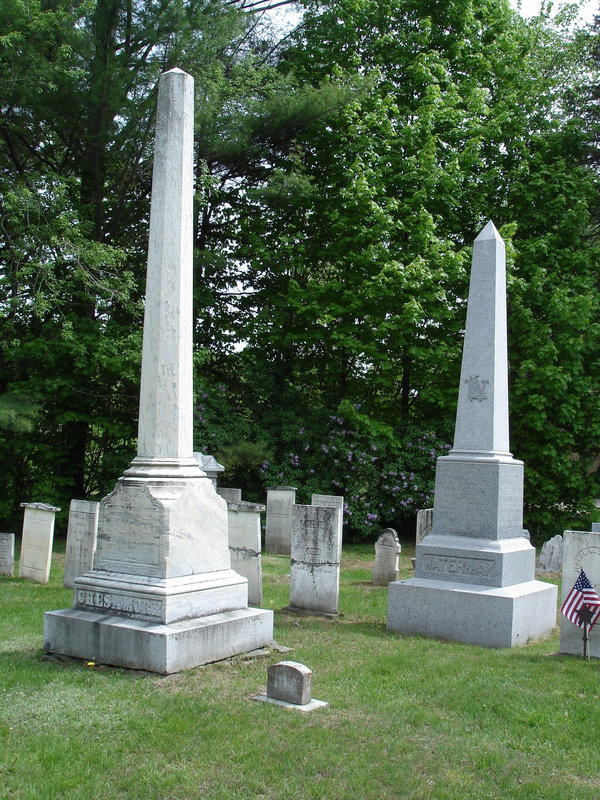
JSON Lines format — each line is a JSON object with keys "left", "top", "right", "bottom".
{"left": 262, "top": 400, "right": 450, "bottom": 541}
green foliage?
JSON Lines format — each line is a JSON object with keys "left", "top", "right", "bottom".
{"left": 261, "top": 402, "right": 449, "bottom": 540}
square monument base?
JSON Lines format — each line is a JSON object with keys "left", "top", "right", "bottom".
{"left": 387, "top": 577, "right": 557, "bottom": 648}
{"left": 44, "top": 606, "right": 274, "bottom": 674}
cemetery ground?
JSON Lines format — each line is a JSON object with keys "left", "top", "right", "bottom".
{"left": 1, "top": 542, "right": 599, "bottom": 800}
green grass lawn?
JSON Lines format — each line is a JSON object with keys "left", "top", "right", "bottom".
{"left": 0, "top": 541, "right": 597, "bottom": 800}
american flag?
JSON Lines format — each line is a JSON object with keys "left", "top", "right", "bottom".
{"left": 561, "top": 570, "right": 600, "bottom": 630}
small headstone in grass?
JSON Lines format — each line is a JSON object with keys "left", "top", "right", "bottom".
{"left": 560, "top": 530, "right": 600, "bottom": 659}
{"left": 372, "top": 528, "right": 401, "bottom": 585}
{"left": 592, "top": 523, "right": 600, "bottom": 533}
{"left": 19, "top": 502, "right": 61, "bottom": 584}
{"left": 265, "top": 486, "right": 297, "bottom": 555}
{"left": 536, "top": 534, "right": 563, "bottom": 574}
{"left": 227, "top": 500, "right": 265, "bottom": 606}
{"left": 0, "top": 533, "right": 15, "bottom": 576}
{"left": 416, "top": 508, "right": 433, "bottom": 545}
{"left": 63, "top": 499, "right": 100, "bottom": 589}
{"left": 252, "top": 661, "right": 328, "bottom": 712}
{"left": 289, "top": 504, "right": 342, "bottom": 615}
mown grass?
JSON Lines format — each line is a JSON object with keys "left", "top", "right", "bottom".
{"left": 0, "top": 541, "right": 598, "bottom": 800}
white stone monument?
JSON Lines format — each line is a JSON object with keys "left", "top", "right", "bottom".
{"left": 63, "top": 499, "right": 100, "bottom": 589}
{"left": 265, "top": 486, "right": 297, "bottom": 554}
{"left": 372, "top": 528, "right": 401, "bottom": 585}
{"left": 19, "top": 502, "right": 61, "bottom": 584}
{"left": 289, "top": 504, "right": 342, "bottom": 615}
{"left": 44, "top": 68, "right": 273, "bottom": 673}
{"left": 227, "top": 499, "right": 264, "bottom": 606}
{"left": 560, "top": 530, "right": 600, "bottom": 658}
{"left": 388, "top": 222, "right": 557, "bottom": 648}
{"left": 0, "top": 533, "right": 15, "bottom": 577}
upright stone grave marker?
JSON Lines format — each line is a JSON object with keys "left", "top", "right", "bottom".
{"left": 387, "top": 222, "right": 557, "bottom": 648}
{"left": 311, "top": 494, "right": 344, "bottom": 540}
{"left": 537, "top": 534, "right": 563, "bottom": 574}
{"left": 0, "top": 533, "right": 15, "bottom": 577}
{"left": 289, "top": 504, "right": 342, "bottom": 615}
{"left": 265, "top": 486, "right": 297, "bottom": 555}
{"left": 63, "top": 500, "right": 100, "bottom": 589}
{"left": 560, "top": 531, "right": 600, "bottom": 658}
{"left": 217, "top": 487, "right": 242, "bottom": 502}
{"left": 44, "top": 68, "right": 273, "bottom": 673}
{"left": 372, "top": 528, "right": 401, "bottom": 585}
{"left": 19, "top": 502, "right": 61, "bottom": 584}
{"left": 227, "top": 500, "right": 265, "bottom": 606}
{"left": 416, "top": 508, "right": 433, "bottom": 545}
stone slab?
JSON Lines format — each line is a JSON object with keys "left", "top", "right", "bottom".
{"left": 44, "top": 606, "right": 274, "bottom": 674}
{"left": 0, "top": 533, "right": 15, "bottom": 576}
{"left": 289, "top": 504, "right": 342, "bottom": 614}
{"left": 227, "top": 500, "right": 264, "bottom": 607}
{"left": 432, "top": 456, "right": 524, "bottom": 541}
{"left": 372, "top": 528, "right": 401, "bottom": 585}
{"left": 416, "top": 508, "right": 433, "bottom": 545}
{"left": 387, "top": 577, "right": 557, "bottom": 648}
{"left": 73, "top": 568, "right": 248, "bottom": 624}
{"left": 19, "top": 503, "right": 60, "bottom": 584}
{"left": 311, "top": 494, "right": 344, "bottom": 540}
{"left": 267, "top": 660, "right": 312, "bottom": 704}
{"left": 218, "top": 487, "right": 242, "bottom": 502}
{"left": 537, "top": 534, "right": 563, "bottom": 574}
{"left": 415, "top": 534, "right": 536, "bottom": 588}
{"left": 560, "top": 530, "right": 600, "bottom": 658}
{"left": 95, "top": 477, "right": 229, "bottom": 580}
{"left": 64, "top": 500, "right": 100, "bottom": 588}
{"left": 265, "top": 487, "right": 297, "bottom": 555}
{"left": 251, "top": 695, "right": 328, "bottom": 712}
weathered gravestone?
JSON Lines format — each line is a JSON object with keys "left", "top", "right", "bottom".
{"left": 19, "top": 503, "right": 61, "bottom": 584}
{"left": 536, "top": 534, "right": 563, "bottom": 574}
{"left": 560, "top": 531, "right": 600, "bottom": 658}
{"left": 289, "top": 504, "right": 342, "bottom": 615}
{"left": 311, "top": 494, "right": 344, "bottom": 540}
{"left": 416, "top": 508, "right": 434, "bottom": 545}
{"left": 217, "top": 487, "right": 242, "bottom": 502}
{"left": 227, "top": 500, "right": 264, "bottom": 606}
{"left": 252, "top": 660, "right": 328, "bottom": 712}
{"left": 372, "top": 528, "right": 401, "bottom": 585}
{"left": 265, "top": 486, "right": 297, "bottom": 555}
{"left": 44, "top": 69, "right": 273, "bottom": 673}
{"left": 387, "top": 222, "right": 557, "bottom": 648}
{"left": 592, "top": 523, "right": 600, "bottom": 533}
{"left": 0, "top": 533, "right": 15, "bottom": 577}
{"left": 63, "top": 500, "right": 100, "bottom": 589}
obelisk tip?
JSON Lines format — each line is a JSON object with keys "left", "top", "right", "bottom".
{"left": 162, "top": 67, "right": 190, "bottom": 77}
{"left": 474, "top": 220, "right": 502, "bottom": 242}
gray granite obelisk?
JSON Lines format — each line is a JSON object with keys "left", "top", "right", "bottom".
{"left": 44, "top": 69, "right": 273, "bottom": 673}
{"left": 387, "top": 222, "right": 557, "bottom": 647}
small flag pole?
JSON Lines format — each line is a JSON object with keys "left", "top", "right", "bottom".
{"left": 583, "top": 621, "right": 589, "bottom": 661}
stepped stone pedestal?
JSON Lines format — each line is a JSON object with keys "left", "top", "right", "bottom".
{"left": 44, "top": 69, "right": 272, "bottom": 672}
{"left": 387, "top": 222, "right": 556, "bottom": 648}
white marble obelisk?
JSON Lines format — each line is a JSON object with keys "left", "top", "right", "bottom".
{"left": 44, "top": 69, "right": 273, "bottom": 672}
{"left": 387, "top": 222, "right": 557, "bottom": 648}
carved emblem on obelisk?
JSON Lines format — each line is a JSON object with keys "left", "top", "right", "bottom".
{"left": 465, "top": 375, "right": 489, "bottom": 402}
